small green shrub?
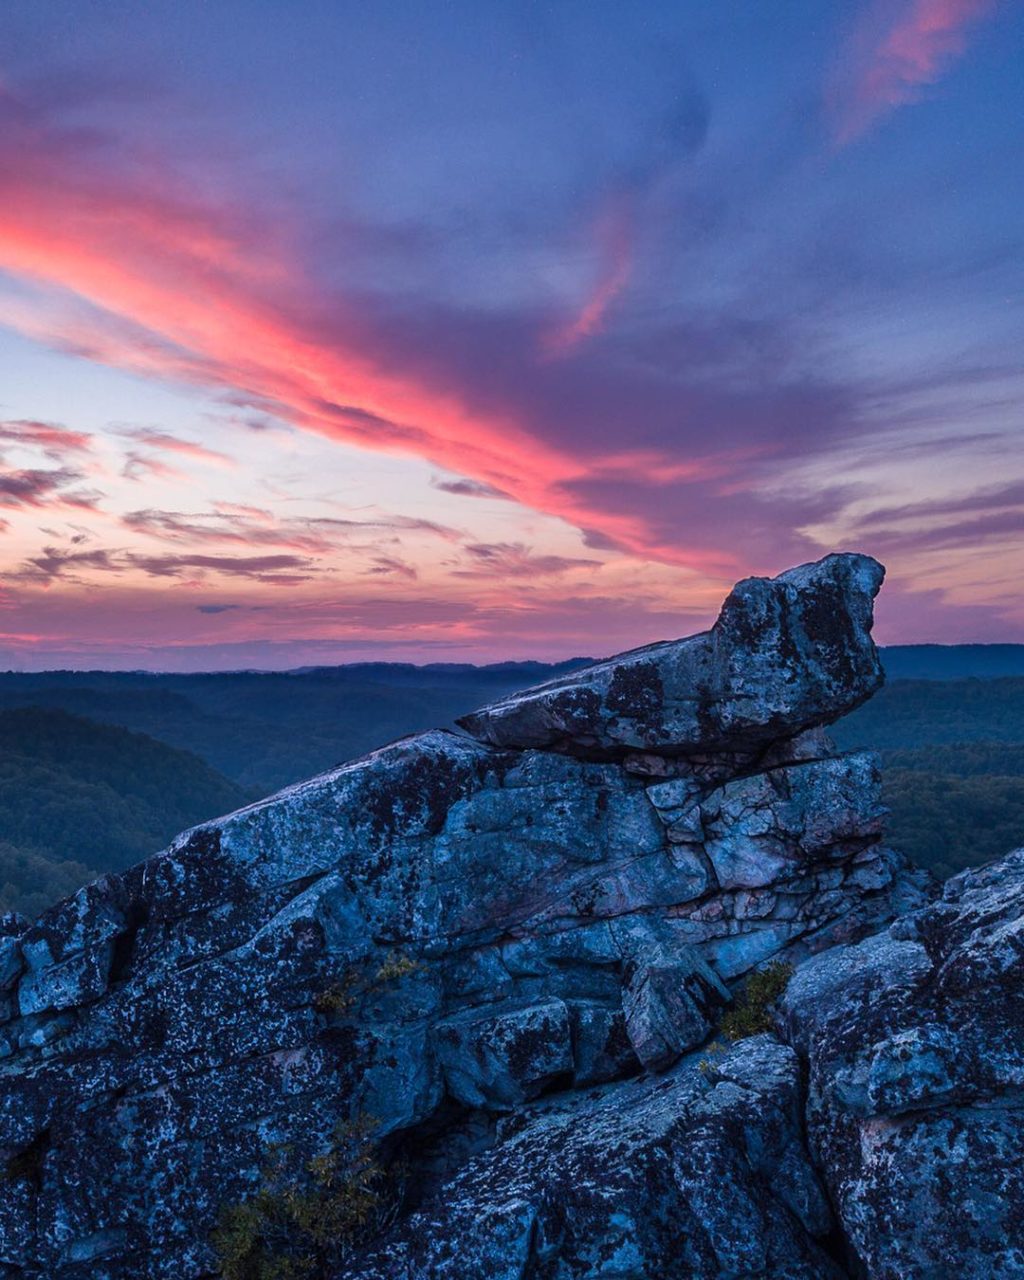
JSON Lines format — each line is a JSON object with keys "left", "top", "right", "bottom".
{"left": 312, "top": 975, "right": 358, "bottom": 1016}
{"left": 212, "top": 1117, "right": 399, "bottom": 1279}
{"left": 720, "top": 961, "right": 794, "bottom": 1042}
{"left": 372, "top": 950, "right": 419, "bottom": 984}
{"left": 696, "top": 1039, "right": 727, "bottom": 1077}
{"left": 313, "top": 950, "right": 418, "bottom": 1017}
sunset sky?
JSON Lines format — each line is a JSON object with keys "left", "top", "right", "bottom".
{"left": 0, "top": 0, "right": 1021, "bottom": 669}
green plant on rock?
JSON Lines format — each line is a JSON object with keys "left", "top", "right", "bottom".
{"left": 720, "top": 961, "right": 794, "bottom": 1042}
{"left": 212, "top": 1116, "right": 400, "bottom": 1280}
{"left": 312, "top": 972, "right": 359, "bottom": 1016}
{"left": 697, "top": 1038, "right": 727, "bottom": 1077}
{"left": 313, "top": 950, "right": 419, "bottom": 1018}
{"left": 372, "top": 950, "right": 419, "bottom": 984}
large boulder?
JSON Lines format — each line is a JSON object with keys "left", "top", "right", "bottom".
{"left": 457, "top": 553, "right": 885, "bottom": 757}
{"left": 778, "top": 848, "right": 1024, "bottom": 1279}
{"left": 339, "top": 1036, "right": 843, "bottom": 1280}
{"left": 0, "top": 553, "right": 918, "bottom": 1278}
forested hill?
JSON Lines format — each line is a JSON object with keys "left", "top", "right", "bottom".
{"left": 833, "top": 677, "right": 1024, "bottom": 748}
{"left": 0, "top": 662, "right": 589, "bottom": 792}
{"left": 834, "top": 681, "right": 1024, "bottom": 880}
{"left": 0, "top": 707, "right": 251, "bottom": 916}
{"left": 881, "top": 644, "right": 1024, "bottom": 679}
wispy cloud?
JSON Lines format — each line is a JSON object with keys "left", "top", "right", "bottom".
{"left": 124, "top": 552, "right": 315, "bottom": 581}
{"left": 0, "top": 419, "right": 92, "bottom": 459}
{"left": 430, "top": 475, "right": 511, "bottom": 500}
{"left": 847, "top": 477, "right": 1024, "bottom": 556}
{"left": 14, "top": 545, "right": 119, "bottom": 584}
{"left": 453, "top": 542, "right": 600, "bottom": 578}
{"left": 543, "top": 85, "right": 710, "bottom": 358}
{"left": 121, "top": 451, "right": 184, "bottom": 482}
{"left": 114, "top": 425, "right": 235, "bottom": 467}
{"left": 364, "top": 555, "right": 418, "bottom": 580}
{"left": 543, "top": 197, "right": 635, "bottom": 358}
{"left": 831, "top": 0, "right": 997, "bottom": 143}
{"left": 121, "top": 506, "right": 459, "bottom": 553}
{"left": 0, "top": 467, "right": 101, "bottom": 510}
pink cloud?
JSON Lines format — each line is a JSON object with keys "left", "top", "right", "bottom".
{"left": 0, "top": 103, "right": 695, "bottom": 568}
{"left": 0, "top": 419, "right": 92, "bottom": 459}
{"left": 121, "top": 451, "right": 185, "bottom": 482}
{"left": 543, "top": 197, "right": 635, "bottom": 358}
{"left": 120, "top": 506, "right": 458, "bottom": 554}
{"left": 452, "top": 542, "right": 600, "bottom": 579}
{"left": 832, "top": 0, "right": 997, "bottom": 143}
{"left": 114, "top": 426, "right": 235, "bottom": 467}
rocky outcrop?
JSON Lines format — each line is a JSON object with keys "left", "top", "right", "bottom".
{"left": 457, "top": 553, "right": 885, "bottom": 756}
{"left": 0, "top": 553, "right": 938, "bottom": 1278}
{"left": 779, "top": 848, "right": 1024, "bottom": 1279}
{"left": 342, "top": 1036, "right": 844, "bottom": 1280}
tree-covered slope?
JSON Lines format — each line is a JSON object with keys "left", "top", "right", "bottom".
{"left": 880, "top": 769, "right": 1024, "bottom": 881}
{"left": 832, "top": 677, "right": 1024, "bottom": 749}
{"left": 833, "top": 681, "right": 1024, "bottom": 882}
{"left": 0, "top": 707, "right": 251, "bottom": 915}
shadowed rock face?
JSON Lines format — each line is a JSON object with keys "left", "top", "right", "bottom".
{"left": 457, "top": 553, "right": 885, "bottom": 757}
{"left": 0, "top": 553, "right": 937, "bottom": 1279}
{"left": 341, "top": 1036, "right": 845, "bottom": 1280}
{"left": 779, "top": 848, "right": 1024, "bottom": 1280}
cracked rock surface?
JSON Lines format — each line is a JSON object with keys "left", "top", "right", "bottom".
{"left": 779, "top": 848, "right": 1024, "bottom": 1280}
{"left": 0, "top": 552, "right": 975, "bottom": 1279}
{"left": 340, "top": 1036, "right": 844, "bottom": 1280}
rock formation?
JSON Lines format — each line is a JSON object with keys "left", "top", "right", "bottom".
{"left": 2, "top": 550, "right": 1015, "bottom": 1280}
{"left": 457, "top": 552, "right": 885, "bottom": 756}
{"left": 779, "top": 850, "right": 1024, "bottom": 1278}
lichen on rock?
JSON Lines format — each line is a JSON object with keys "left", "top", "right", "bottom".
{"left": 0, "top": 552, "right": 965, "bottom": 1279}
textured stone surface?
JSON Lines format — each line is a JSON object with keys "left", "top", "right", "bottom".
{"left": 0, "top": 552, "right": 927, "bottom": 1278}
{"left": 457, "top": 553, "right": 885, "bottom": 757}
{"left": 778, "top": 848, "right": 1024, "bottom": 1279}
{"left": 339, "top": 1036, "right": 844, "bottom": 1280}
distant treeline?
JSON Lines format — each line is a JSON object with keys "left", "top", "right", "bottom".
{"left": 0, "top": 662, "right": 587, "bottom": 794}
{"left": 880, "top": 645, "right": 1024, "bottom": 681}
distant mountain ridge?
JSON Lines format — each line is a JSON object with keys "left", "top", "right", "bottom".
{"left": 0, "top": 663, "right": 594, "bottom": 792}
{"left": 0, "top": 649, "right": 1022, "bottom": 901}
{"left": 880, "top": 644, "right": 1024, "bottom": 679}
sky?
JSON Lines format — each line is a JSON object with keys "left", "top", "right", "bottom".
{"left": 0, "top": 0, "right": 1021, "bottom": 670}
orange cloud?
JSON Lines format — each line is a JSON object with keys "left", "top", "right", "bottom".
{"left": 833, "top": 0, "right": 997, "bottom": 143}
